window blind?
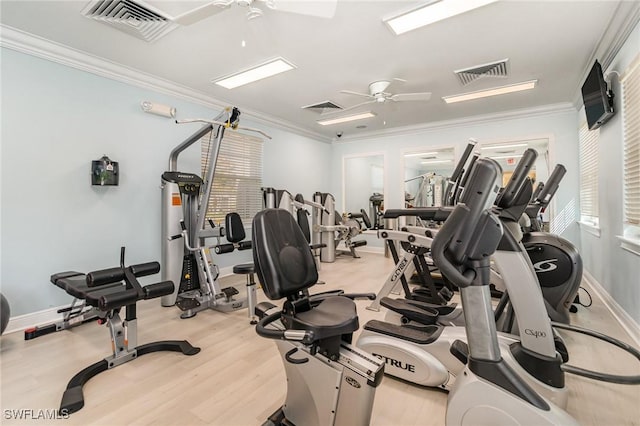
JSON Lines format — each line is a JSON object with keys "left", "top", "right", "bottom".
{"left": 578, "top": 121, "right": 599, "bottom": 224}
{"left": 622, "top": 54, "right": 640, "bottom": 226}
{"left": 201, "top": 130, "right": 263, "bottom": 224}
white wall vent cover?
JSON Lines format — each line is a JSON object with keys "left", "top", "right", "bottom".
{"left": 454, "top": 59, "right": 509, "bottom": 85}
{"left": 82, "top": 0, "right": 178, "bottom": 42}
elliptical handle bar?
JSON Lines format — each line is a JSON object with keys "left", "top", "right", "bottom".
{"left": 431, "top": 158, "right": 503, "bottom": 286}
{"left": 496, "top": 148, "right": 537, "bottom": 209}
{"left": 451, "top": 139, "right": 477, "bottom": 183}
{"left": 444, "top": 139, "right": 477, "bottom": 205}
{"left": 536, "top": 164, "right": 566, "bottom": 206}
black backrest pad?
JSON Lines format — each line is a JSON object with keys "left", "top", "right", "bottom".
{"left": 252, "top": 209, "right": 318, "bottom": 300}
{"left": 297, "top": 208, "right": 312, "bottom": 243}
{"left": 226, "top": 212, "right": 246, "bottom": 243}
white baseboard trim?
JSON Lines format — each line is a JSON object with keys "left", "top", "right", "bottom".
{"left": 582, "top": 269, "right": 640, "bottom": 347}
{"left": 354, "top": 246, "right": 385, "bottom": 255}
{"left": 4, "top": 306, "right": 62, "bottom": 335}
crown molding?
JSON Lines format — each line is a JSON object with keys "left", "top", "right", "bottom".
{"left": 571, "top": 1, "right": 640, "bottom": 106}
{"left": 336, "top": 102, "right": 577, "bottom": 143}
{"left": 0, "top": 24, "right": 332, "bottom": 143}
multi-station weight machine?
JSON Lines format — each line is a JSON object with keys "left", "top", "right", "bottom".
{"left": 160, "top": 107, "right": 270, "bottom": 319}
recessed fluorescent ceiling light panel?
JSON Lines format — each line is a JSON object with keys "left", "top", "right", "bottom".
{"left": 421, "top": 159, "right": 452, "bottom": 164}
{"left": 213, "top": 58, "right": 295, "bottom": 89}
{"left": 405, "top": 151, "right": 439, "bottom": 157}
{"left": 490, "top": 154, "right": 524, "bottom": 160}
{"left": 443, "top": 80, "right": 537, "bottom": 104}
{"left": 384, "top": 0, "right": 498, "bottom": 35}
{"left": 317, "top": 112, "right": 376, "bottom": 126}
{"left": 481, "top": 143, "right": 528, "bottom": 150}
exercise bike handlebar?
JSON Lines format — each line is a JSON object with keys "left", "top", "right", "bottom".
{"left": 255, "top": 310, "right": 315, "bottom": 345}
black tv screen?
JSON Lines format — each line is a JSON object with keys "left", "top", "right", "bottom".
{"left": 581, "top": 60, "right": 614, "bottom": 130}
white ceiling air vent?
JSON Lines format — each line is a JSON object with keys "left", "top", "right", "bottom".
{"left": 454, "top": 58, "right": 509, "bottom": 86}
{"left": 301, "top": 101, "right": 343, "bottom": 114}
{"left": 82, "top": 0, "right": 178, "bottom": 42}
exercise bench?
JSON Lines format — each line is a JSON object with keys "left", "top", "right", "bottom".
{"left": 51, "top": 248, "right": 200, "bottom": 415}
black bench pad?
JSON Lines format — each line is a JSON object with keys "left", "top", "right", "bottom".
{"left": 51, "top": 272, "right": 124, "bottom": 301}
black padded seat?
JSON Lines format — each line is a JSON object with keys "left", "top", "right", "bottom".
{"left": 291, "top": 296, "right": 359, "bottom": 340}
{"left": 233, "top": 263, "right": 255, "bottom": 275}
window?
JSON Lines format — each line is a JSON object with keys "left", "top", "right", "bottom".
{"left": 201, "top": 130, "right": 263, "bottom": 224}
{"left": 622, "top": 54, "right": 640, "bottom": 240}
{"left": 578, "top": 121, "right": 599, "bottom": 227}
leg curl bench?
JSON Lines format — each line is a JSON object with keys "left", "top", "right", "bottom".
{"left": 50, "top": 248, "right": 200, "bottom": 415}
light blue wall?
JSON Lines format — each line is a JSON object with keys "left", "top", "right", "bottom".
{"left": 0, "top": 48, "right": 330, "bottom": 316}
{"left": 331, "top": 109, "right": 581, "bottom": 246}
{"left": 578, "top": 20, "right": 640, "bottom": 324}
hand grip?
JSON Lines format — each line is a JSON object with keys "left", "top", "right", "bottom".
{"left": 285, "top": 347, "right": 309, "bottom": 364}
{"left": 238, "top": 241, "right": 252, "bottom": 250}
{"left": 215, "top": 243, "right": 235, "bottom": 254}
{"left": 142, "top": 281, "right": 174, "bottom": 299}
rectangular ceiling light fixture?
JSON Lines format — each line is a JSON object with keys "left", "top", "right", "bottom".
{"left": 442, "top": 80, "right": 538, "bottom": 104}
{"left": 384, "top": 0, "right": 498, "bottom": 35}
{"left": 490, "top": 154, "right": 524, "bottom": 160}
{"left": 317, "top": 112, "right": 376, "bottom": 126}
{"left": 212, "top": 57, "right": 296, "bottom": 89}
{"left": 405, "top": 151, "right": 439, "bottom": 157}
{"left": 421, "top": 159, "right": 452, "bottom": 164}
{"left": 481, "top": 143, "right": 528, "bottom": 150}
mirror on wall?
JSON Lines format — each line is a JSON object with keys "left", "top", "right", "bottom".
{"left": 479, "top": 138, "right": 550, "bottom": 188}
{"left": 343, "top": 154, "right": 384, "bottom": 227}
{"left": 480, "top": 137, "right": 552, "bottom": 227}
{"left": 403, "top": 147, "right": 455, "bottom": 207}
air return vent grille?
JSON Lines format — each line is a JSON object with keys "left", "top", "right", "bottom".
{"left": 302, "top": 101, "right": 343, "bottom": 113}
{"left": 455, "top": 59, "right": 509, "bottom": 86}
{"left": 82, "top": 0, "right": 178, "bottom": 42}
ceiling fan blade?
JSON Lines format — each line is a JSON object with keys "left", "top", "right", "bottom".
{"left": 323, "top": 100, "right": 376, "bottom": 115}
{"left": 390, "top": 92, "right": 432, "bottom": 102}
{"left": 172, "top": 2, "right": 228, "bottom": 25}
{"left": 340, "top": 90, "right": 374, "bottom": 99}
{"left": 273, "top": 0, "right": 338, "bottom": 18}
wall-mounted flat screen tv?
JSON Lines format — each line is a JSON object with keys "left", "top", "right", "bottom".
{"left": 581, "top": 60, "right": 615, "bottom": 130}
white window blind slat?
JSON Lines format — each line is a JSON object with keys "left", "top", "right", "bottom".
{"left": 200, "top": 130, "right": 263, "bottom": 224}
{"left": 579, "top": 122, "right": 599, "bottom": 223}
{"left": 623, "top": 53, "right": 640, "bottom": 227}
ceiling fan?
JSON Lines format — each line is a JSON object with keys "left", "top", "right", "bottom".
{"left": 173, "top": 0, "right": 337, "bottom": 25}
{"left": 337, "top": 80, "right": 432, "bottom": 113}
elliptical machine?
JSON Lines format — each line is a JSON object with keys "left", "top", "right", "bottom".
{"left": 253, "top": 158, "right": 580, "bottom": 425}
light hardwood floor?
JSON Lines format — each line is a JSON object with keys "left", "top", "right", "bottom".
{"left": 1, "top": 251, "right": 639, "bottom": 425}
